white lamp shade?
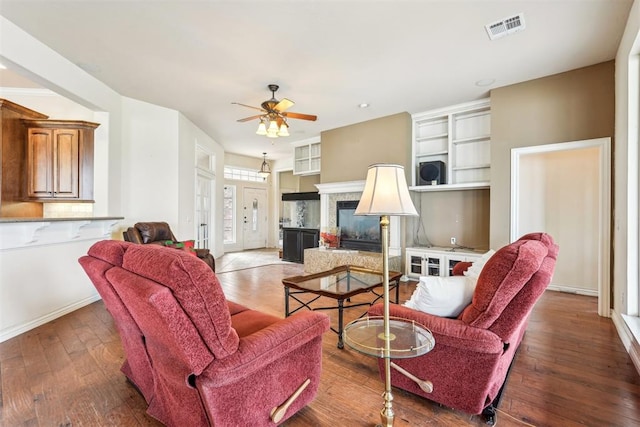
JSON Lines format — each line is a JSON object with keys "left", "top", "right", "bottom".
{"left": 355, "top": 164, "right": 418, "bottom": 216}
{"left": 256, "top": 121, "right": 267, "bottom": 135}
{"left": 266, "top": 120, "right": 279, "bottom": 138}
{"left": 277, "top": 123, "right": 289, "bottom": 136}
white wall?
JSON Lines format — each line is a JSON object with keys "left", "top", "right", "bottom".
{"left": 0, "top": 16, "right": 124, "bottom": 342}
{"left": 119, "top": 99, "right": 227, "bottom": 257}
{"left": 613, "top": 0, "right": 640, "bottom": 371}
{"left": 0, "top": 15, "right": 228, "bottom": 341}
{"left": 615, "top": 1, "right": 640, "bottom": 317}
{"left": 0, "top": 221, "right": 118, "bottom": 342}
{"left": 120, "top": 97, "right": 180, "bottom": 228}
{"left": 178, "top": 113, "right": 226, "bottom": 257}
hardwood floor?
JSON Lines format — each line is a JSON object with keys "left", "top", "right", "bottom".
{"left": 1, "top": 250, "right": 639, "bottom": 426}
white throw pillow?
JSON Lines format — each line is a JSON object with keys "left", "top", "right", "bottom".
{"left": 463, "top": 249, "right": 496, "bottom": 280}
{"left": 404, "top": 275, "right": 476, "bottom": 317}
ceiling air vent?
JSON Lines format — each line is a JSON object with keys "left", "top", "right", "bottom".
{"left": 485, "top": 13, "right": 526, "bottom": 40}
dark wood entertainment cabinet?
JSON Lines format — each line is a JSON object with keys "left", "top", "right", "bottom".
{"left": 282, "top": 227, "right": 319, "bottom": 263}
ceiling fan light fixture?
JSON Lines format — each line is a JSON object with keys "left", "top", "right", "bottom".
{"left": 256, "top": 119, "right": 267, "bottom": 135}
{"left": 277, "top": 122, "right": 289, "bottom": 137}
{"left": 266, "top": 120, "right": 279, "bottom": 138}
{"left": 258, "top": 152, "right": 271, "bottom": 178}
{"left": 235, "top": 84, "right": 317, "bottom": 139}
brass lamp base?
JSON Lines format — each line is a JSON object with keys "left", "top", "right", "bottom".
{"left": 379, "top": 388, "right": 395, "bottom": 426}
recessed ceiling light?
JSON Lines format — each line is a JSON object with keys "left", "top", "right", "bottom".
{"left": 358, "top": 103, "right": 370, "bottom": 108}
{"left": 475, "top": 78, "right": 496, "bottom": 87}
{"left": 0, "top": 63, "right": 6, "bottom": 70}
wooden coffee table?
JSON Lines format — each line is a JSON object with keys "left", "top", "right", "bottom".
{"left": 282, "top": 265, "right": 402, "bottom": 348}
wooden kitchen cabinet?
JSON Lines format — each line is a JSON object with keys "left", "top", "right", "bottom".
{"left": 0, "top": 99, "right": 49, "bottom": 217}
{"left": 23, "top": 120, "right": 99, "bottom": 201}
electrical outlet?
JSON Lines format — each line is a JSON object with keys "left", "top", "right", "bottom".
{"left": 450, "top": 237, "right": 456, "bottom": 245}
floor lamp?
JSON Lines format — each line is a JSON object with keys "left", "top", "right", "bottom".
{"left": 355, "top": 163, "right": 418, "bottom": 427}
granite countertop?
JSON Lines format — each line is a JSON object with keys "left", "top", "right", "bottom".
{"left": 0, "top": 216, "right": 124, "bottom": 223}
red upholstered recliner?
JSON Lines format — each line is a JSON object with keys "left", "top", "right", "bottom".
{"left": 79, "top": 240, "right": 329, "bottom": 426}
{"left": 78, "top": 241, "right": 156, "bottom": 405}
{"left": 368, "top": 232, "right": 558, "bottom": 425}
{"left": 123, "top": 221, "right": 216, "bottom": 272}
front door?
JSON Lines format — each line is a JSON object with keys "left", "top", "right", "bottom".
{"left": 242, "top": 187, "right": 267, "bottom": 249}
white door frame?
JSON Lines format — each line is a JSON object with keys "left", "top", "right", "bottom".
{"left": 195, "top": 145, "right": 215, "bottom": 252}
{"left": 510, "top": 137, "right": 611, "bottom": 317}
{"left": 195, "top": 170, "right": 214, "bottom": 249}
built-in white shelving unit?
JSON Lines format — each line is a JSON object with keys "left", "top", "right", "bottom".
{"left": 405, "top": 247, "right": 482, "bottom": 279}
{"left": 293, "top": 140, "right": 321, "bottom": 175}
{"left": 411, "top": 99, "right": 491, "bottom": 192}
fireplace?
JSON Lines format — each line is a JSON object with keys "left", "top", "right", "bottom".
{"left": 336, "top": 200, "right": 381, "bottom": 252}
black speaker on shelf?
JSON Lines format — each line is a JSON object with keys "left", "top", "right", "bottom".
{"left": 418, "top": 161, "right": 446, "bottom": 185}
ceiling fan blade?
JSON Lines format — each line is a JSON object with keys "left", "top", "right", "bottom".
{"left": 282, "top": 111, "right": 317, "bottom": 121}
{"left": 231, "top": 102, "right": 266, "bottom": 113}
{"left": 274, "top": 98, "right": 294, "bottom": 112}
{"left": 237, "top": 114, "right": 264, "bottom": 122}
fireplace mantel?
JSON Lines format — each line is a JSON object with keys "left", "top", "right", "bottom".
{"left": 316, "top": 180, "right": 366, "bottom": 195}
{"left": 315, "top": 181, "right": 403, "bottom": 256}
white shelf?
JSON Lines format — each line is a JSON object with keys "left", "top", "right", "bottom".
{"left": 416, "top": 150, "right": 448, "bottom": 157}
{"left": 409, "top": 182, "right": 490, "bottom": 192}
{"left": 416, "top": 133, "right": 448, "bottom": 142}
{"left": 452, "top": 164, "right": 490, "bottom": 171}
{"left": 452, "top": 135, "right": 490, "bottom": 145}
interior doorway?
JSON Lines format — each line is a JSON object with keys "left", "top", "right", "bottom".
{"left": 511, "top": 137, "right": 611, "bottom": 316}
{"left": 242, "top": 187, "right": 267, "bottom": 249}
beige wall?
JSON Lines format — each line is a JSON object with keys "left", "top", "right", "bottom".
{"left": 320, "top": 112, "right": 412, "bottom": 183}
{"left": 277, "top": 170, "right": 319, "bottom": 193}
{"left": 320, "top": 110, "right": 489, "bottom": 250}
{"left": 490, "top": 61, "right": 615, "bottom": 248}
{"left": 225, "top": 152, "right": 267, "bottom": 172}
{"left": 317, "top": 62, "right": 614, "bottom": 253}
{"left": 299, "top": 174, "right": 320, "bottom": 192}
{"left": 409, "top": 190, "right": 490, "bottom": 250}
{"left": 279, "top": 170, "right": 297, "bottom": 192}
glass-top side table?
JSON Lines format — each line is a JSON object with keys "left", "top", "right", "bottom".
{"left": 344, "top": 316, "right": 434, "bottom": 359}
{"left": 345, "top": 315, "right": 436, "bottom": 426}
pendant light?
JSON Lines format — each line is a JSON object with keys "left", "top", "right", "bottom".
{"left": 258, "top": 153, "right": 271, "bottom": 178}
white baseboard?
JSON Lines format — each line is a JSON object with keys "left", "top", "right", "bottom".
{"left": 0, "top": 294, "right": 102, "bottom": 343}
{"left": 546, "top": 284, "right": 598, "bottom": 297}
{"left": 612, "top": 310, "right": 640, "bottom": 376}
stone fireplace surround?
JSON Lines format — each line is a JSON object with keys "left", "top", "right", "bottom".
{"left": 303, "top": 181, "right": 404, "bottom": 274}
{"left": 315, "top": 180, "right": 402, "bottom": 256}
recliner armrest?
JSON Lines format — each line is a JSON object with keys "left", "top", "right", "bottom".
{"left": 369, "top": 303, "right": 503, "bottom": 354}
{"left": 200, "top": 311, "right": 329, "bottom": 386}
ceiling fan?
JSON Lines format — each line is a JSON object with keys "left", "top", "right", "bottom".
{"left": 232, "top": 84, "right": 317, "bottom": 138}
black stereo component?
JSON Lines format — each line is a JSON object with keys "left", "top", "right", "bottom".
{"left": 418, "top": 161, "right": 446, "bottom": 185}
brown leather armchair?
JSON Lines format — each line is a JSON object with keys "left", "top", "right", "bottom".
{"left": 123, "top": 221, "right": 215, "bottom": 272}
